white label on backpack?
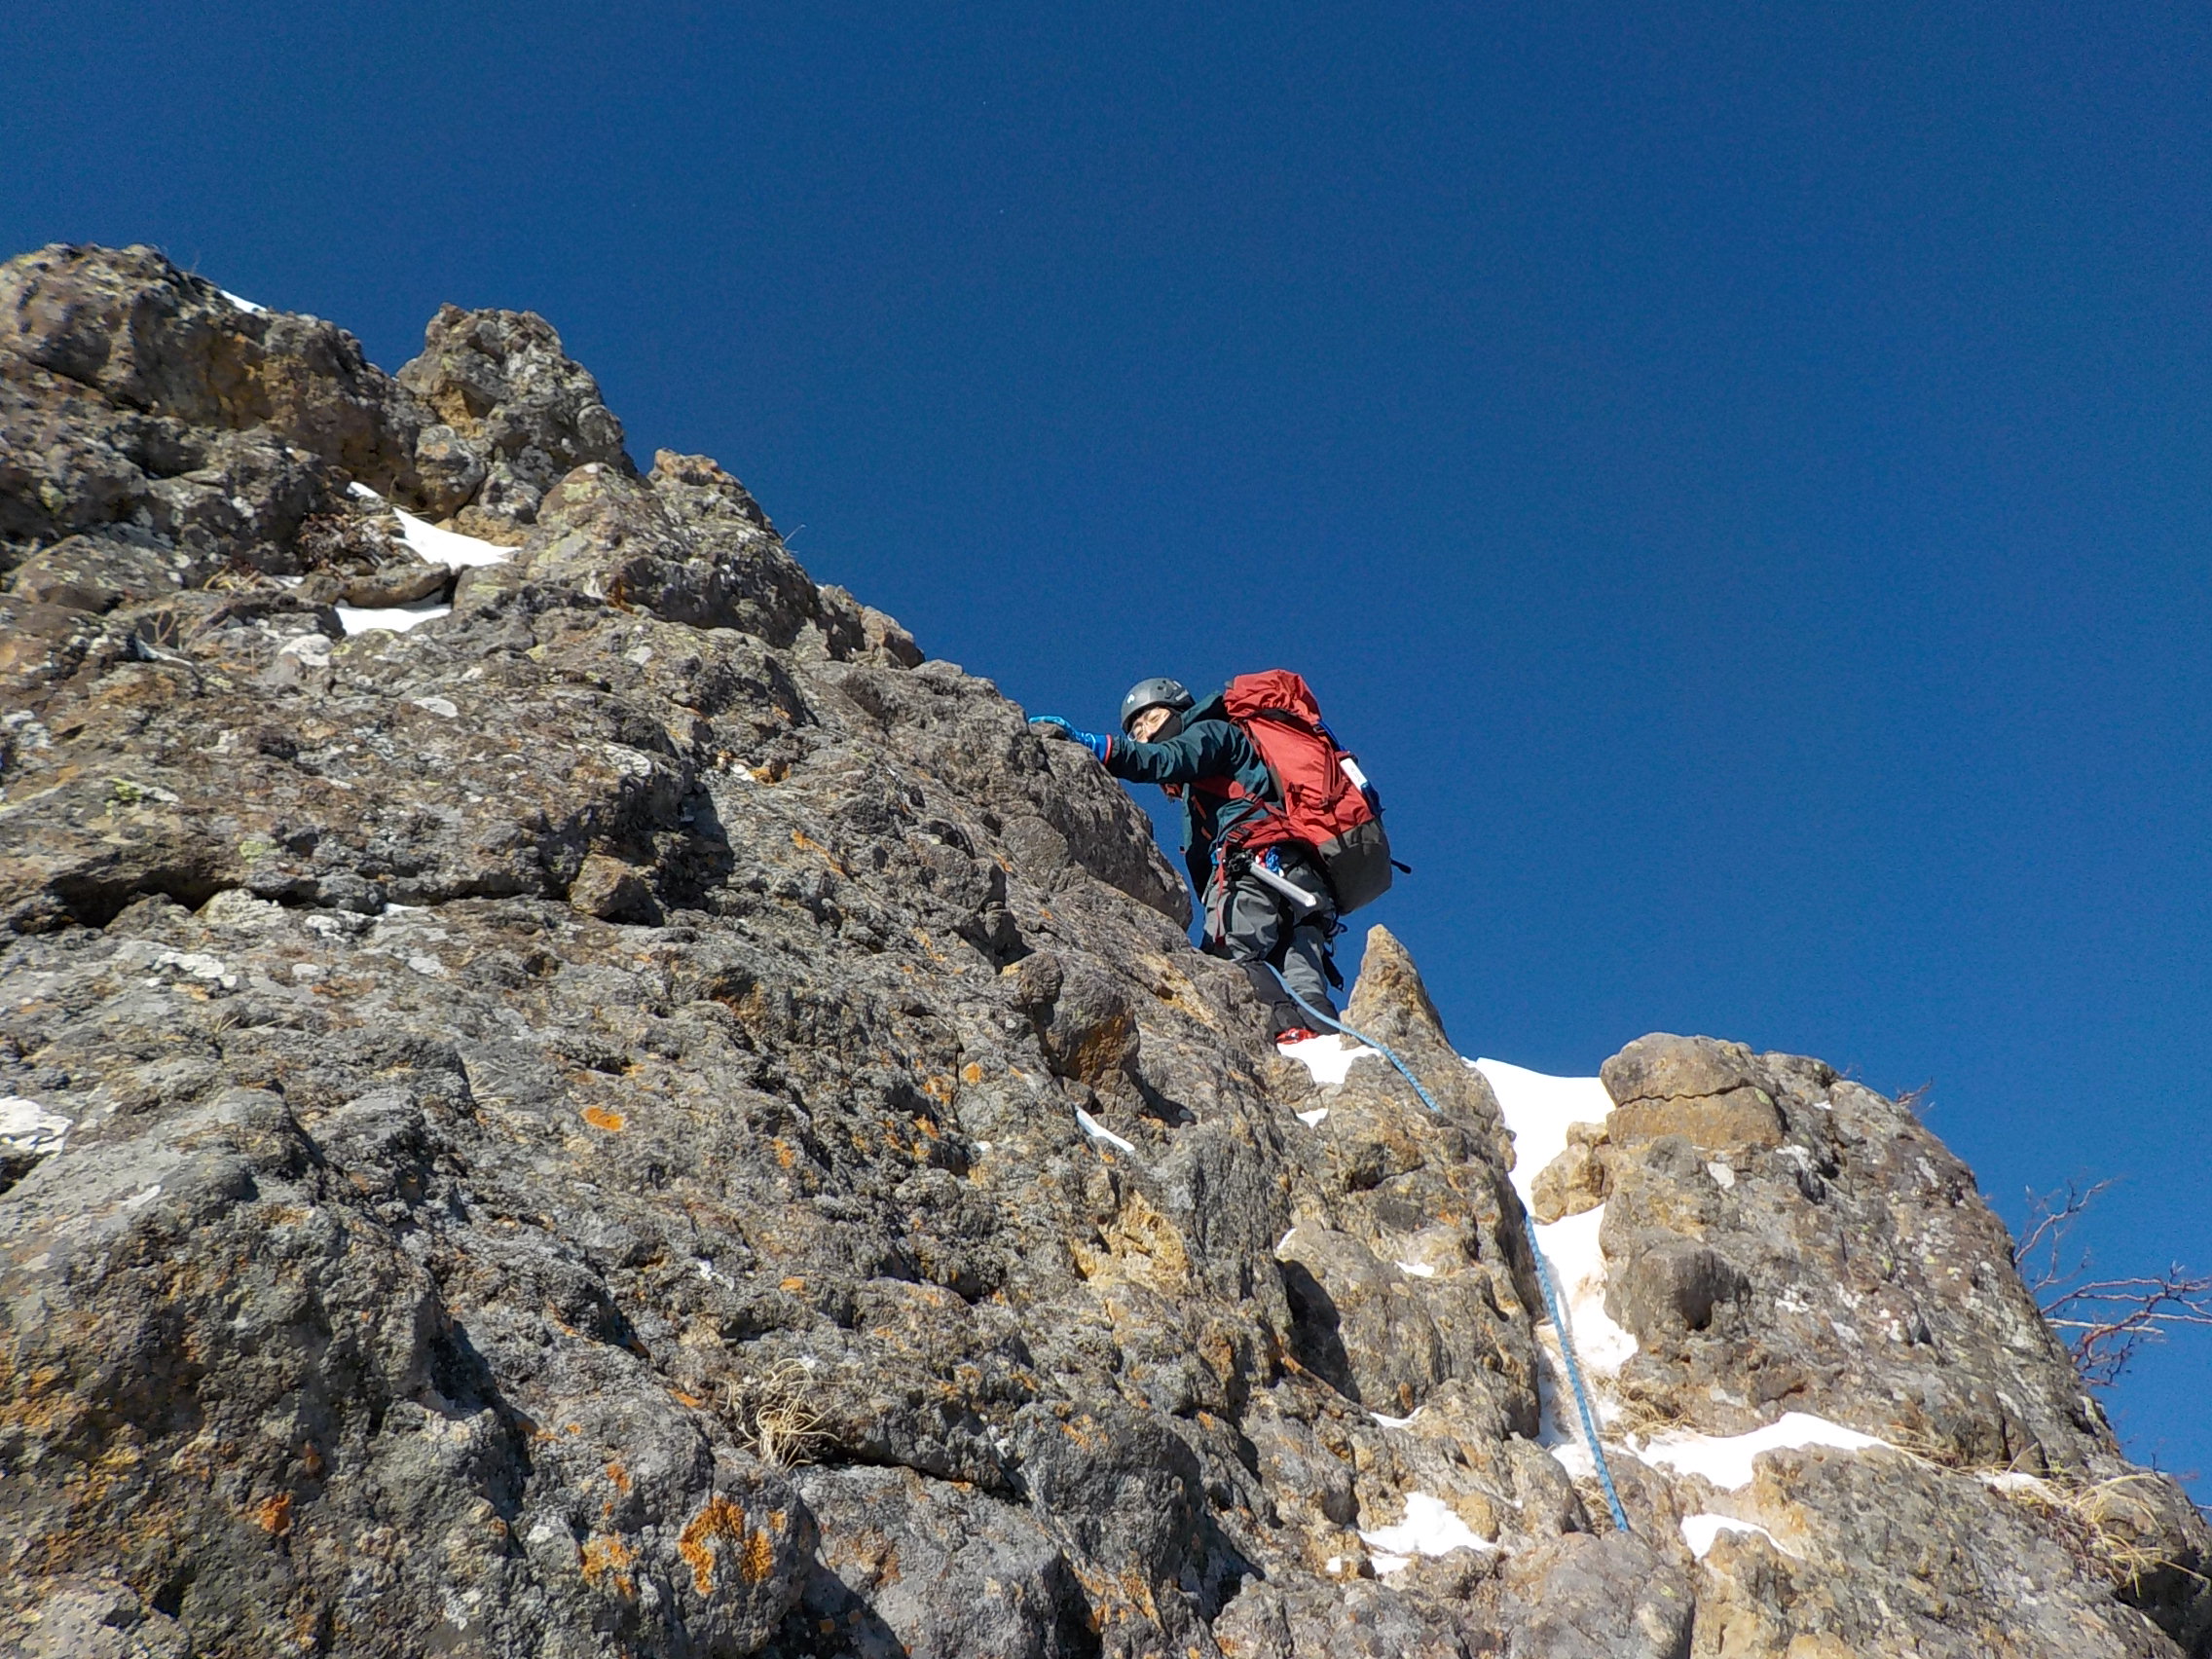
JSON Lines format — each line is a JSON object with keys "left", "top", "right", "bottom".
{"left": 1341, "top": 757, "right": 1370, "bottom": 793}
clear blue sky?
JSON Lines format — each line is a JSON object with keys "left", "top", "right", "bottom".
{"left": 7, "top": 2, "right": 2205, "bottom": 1495}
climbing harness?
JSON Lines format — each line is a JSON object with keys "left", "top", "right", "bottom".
{"left": 1264, "top": 966, "right": 1635, "bottom": 1536}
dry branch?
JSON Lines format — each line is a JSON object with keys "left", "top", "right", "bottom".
{"left": 2015, "top": 1179, "right": 2212, "bottom": 1387}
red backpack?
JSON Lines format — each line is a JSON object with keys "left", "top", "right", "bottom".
{"left": 1210, "top": 670, "right": 1396, "bottom": 913}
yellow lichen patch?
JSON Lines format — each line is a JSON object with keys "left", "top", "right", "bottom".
{"left": 252, "top": 1493, "right": 293, "bottom": 1534}
{"left": 677, "top": 1494, "right": 761, "bottom": 1594}
{"left": 961, "top": 1062, "right": 984, "bottom": 1085}
{"left": 580, "top": 1532, "right": 638, "bottom": 1598}
{"left": 779, "top": 1275, "right": 806, "bottom": 1293}
{"left": 922, "top": 1075, "right": 955, "bottom": 1106}
{"left": 742, "top": 1525, "right": 777, "bottom": 1583}
{"left": 582, "top": 1105, "right": 626, "bottom": 1133}
{"left": 605, "top": 1459, "right": 631, "bottom": 1493}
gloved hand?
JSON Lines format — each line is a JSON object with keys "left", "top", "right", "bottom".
{"left": 1027, "top": 716, "right": 1112, "bottom": 762}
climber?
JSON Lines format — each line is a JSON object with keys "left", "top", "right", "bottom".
{"left": 1030, "top": 679, "right": 1340, "bottom": 1042}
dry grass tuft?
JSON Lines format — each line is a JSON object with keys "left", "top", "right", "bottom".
{"left": 723, "top": 1358, "right": 828, "bottom": 1471}
{"left": 1882, "top": 1427, "right": 2207, "bottom": 1597}
{"left": 1983, "top": 1468, "right": 2203, "bottom": 1592}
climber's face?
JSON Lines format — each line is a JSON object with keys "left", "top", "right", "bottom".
{"left": 1129, "top": 705, "right": 1175, "bottom": 742}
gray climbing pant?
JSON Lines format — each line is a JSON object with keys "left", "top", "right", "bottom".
{"left": 1215, "top": 848, "right": 1339, "bottom": 1032}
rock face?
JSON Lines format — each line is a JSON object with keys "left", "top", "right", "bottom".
{"left": 0, "top": 244, "right": 2205, "bottom": 1659}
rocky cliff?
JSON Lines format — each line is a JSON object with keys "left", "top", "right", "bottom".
{"left": 1, "top": 243, "right": 2205, "bottom": 1659}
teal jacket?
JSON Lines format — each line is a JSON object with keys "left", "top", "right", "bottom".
{"left": 1102, "top": 693, "right": 1278, "bottom": 895}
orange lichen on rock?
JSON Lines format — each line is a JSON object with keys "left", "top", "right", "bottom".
{"left": 252, "top": 1493, "right": 293, "bottom": 1534}
{"left": 580, "top": 1531, "right": 638, "bottom": 1598}
{"left": 677, "top": 1494, "right": 757, "bottom": 1595}
{"left": 581, "top": 1105, "right": 626, "bottom": 1132}
{"left": 742, "top": 1524, "right": 777, "bottom": 1584}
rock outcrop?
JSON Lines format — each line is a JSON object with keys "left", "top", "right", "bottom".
{"left": 2, "top": 244, "right": 2205, "bottom": 1659}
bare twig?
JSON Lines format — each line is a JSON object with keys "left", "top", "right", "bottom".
{"left": 2016, "top": 1180, "right": 2212, "bottom": 1387}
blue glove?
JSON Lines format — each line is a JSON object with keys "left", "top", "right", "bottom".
{"left": 1028, "top": 716, "right": 1112, "bottom": 762}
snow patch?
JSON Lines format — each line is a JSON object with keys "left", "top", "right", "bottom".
{"left": 391, "top": 507, "right": 513, "bottom": 571}
{"left": 1545, "top": 1429, "right": 1596, "bottom": 1481}
{"left": 1369, "top": 1406, "right": 1423, "bottom": 1429}
{"left": 1635, "top": 1412, "right": 1890, "bottom": 1492}
{"left": 1074, "top": 1108, "right": 1134, "bottom": 1155}
{"left": 1533, "top": 1321, "right": 1624, "bottom": 1475}
{"left": 1532, "top": 1203, "right": 1638, "bottom": 1374}
{"left": 410, "top": 696, "right": 460, "bottom": 719}
{"left": 1474, "top": 1057, "right": 1637, "bottom": 1485}
{"left": 1680, "top": 1513, "right": 1791, "bottom": 1560}
{"left": 1707, "top": 1161, "right": 1737, "bottom": 1189}
{"left": 1277, "top": 1033, "right": 1375, "bottom": 1088}
{"left": 336, "top": 600, "right": 451, "bottom": 636}
{"left": 219, "top": 289, "right": 266, "bottom": 313}
{"left": 0, "top": 1097, "right": 71, "bottom": 1154}
{"left": 1358, "top": 1492, "right": 1493, "bottom": 1573}
{"left": 1396, "top": 1260, "right": 1437, "bottom": 1278}
{"left": 1475, "top": 1057, "right": 1612, "bottom": 1209}
{"left": 1296, "top": 1107, "right": 1329, "bottom": 1127}
{"left": 348, "top": 481, "right": 385, "bottom": 502}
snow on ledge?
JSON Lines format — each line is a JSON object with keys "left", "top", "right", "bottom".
{"left": 1680, "top": 1513, "right": 1793, "bottom": 1560}
{"left": 1074, "top": 1108, "right": 1134, "bottom": 1155}
{"left": 1276, "top": 1033, "right": 1375, "bottom": 1088}
{"left": 1358, "top": 1492, "right": 1494, "bottom": 1574}
{"left": 336, "top": 600, "right": 452, "bottom": 636}
{"left": 219, "top": 289, "right": 266, "bottom": 314}
{"left": 1635, "top": 1412, "right": 1891, "bottom": 1492}
{"left": 342, "top": 484, "right": 515, "bottom": 571}
{"left": 392, "top": 507, "right": 513, "bottom": 571}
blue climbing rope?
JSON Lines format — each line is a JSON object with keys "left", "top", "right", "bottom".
{"left": 1265, "top": 966, "right": 1635, "bottom": 1535}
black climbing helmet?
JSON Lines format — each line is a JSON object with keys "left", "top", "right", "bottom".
{"left": 1120, "top": 677, "right": 1196, "bottom": 738}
